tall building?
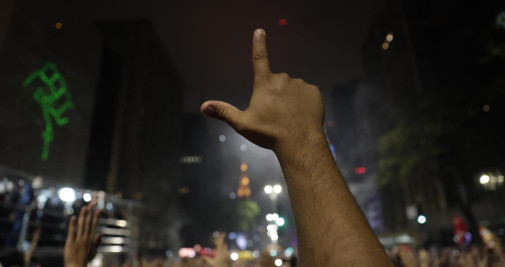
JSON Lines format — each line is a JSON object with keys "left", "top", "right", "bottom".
{"left": 0, "top": 1, "right": 184, "bottom": 250}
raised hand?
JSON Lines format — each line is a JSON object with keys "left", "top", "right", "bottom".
{"left": 201, "top": 232, "right": 229, "bottom": 267}
{"left": 64, "top": 202, "right": 102, "bottom": 267}
{"left": 201, "top": 29, "right": 325, "bottom": 153}
{"left": 201, "top": 29, "right": 392, "bottom": 267}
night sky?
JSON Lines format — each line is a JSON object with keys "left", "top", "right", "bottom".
{"left": 60, "top": 0, "right": 376, "bottom": 112}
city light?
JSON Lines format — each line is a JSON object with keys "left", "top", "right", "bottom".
{"left": 230, "top": 252, "right": 239, "bottom": 261}
{"left": 278, "top": 19, "right": 288, "bottom": 26}
{"left": 284, "top": 247, "right": 294, "bottom": 257}
{"left": 355, "top": 167, "right": 366, "bottom": 174}
{"left": 266, "top": 213, "right": 273, "bottom": 221}
{"left": 58, "top": 187, "right": 76, "bottom": 202}
{"left": 273, "top": 184, "right": 282, "bottom": 194}
{"left": 386, "top": 33, "right": 394, "bottom": 42}
{"left": 270, "top": 250, "right": 278, "bottom": 257}
{"left": 382, "top": 42, "right": 389, "bottom": 50}
{"left": 275, "top": 259, "right": 283, "bottom": 266}
{"left": 240, "top": 163, "right": 248, "bottom": 172}
{"left": 178, "top": 248, "right": 196, "bottom": 258}
{"left": 83, "top": 193, "right": 91, "bottom": 202}
{"left": 480, "top": 175, "right": 490, "bottom": 184}
{"left": 229, "top": 232, "right": 237, "bottom": 240}
{"left": 267, "top": 224, "right": 278, "bottom": 232}
{"left": 264, "top": 185, "right": 273, "bottom": 194}
{"left": 276, "top": 217, "right": 285, "bottom": 227}
{"left": 55, "top": 22, "right": 63, "bottom": 30}
{"left": 417, "top": 215, "right": 427, "bottom": 224}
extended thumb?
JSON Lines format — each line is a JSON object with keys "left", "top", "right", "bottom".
{"left": 201, "top": 101, "right": 243, "bottom": 129}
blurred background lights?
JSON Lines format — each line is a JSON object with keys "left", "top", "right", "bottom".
{"left": 382, "top": 42, "right": 389, "bottom": 50}
{"left": 178, "top": 248, "right": 196, "bottom": 258}
{"left": 417, "top": 214, "right": 427, "bottom": 224}
{"left": 284, "top": 247, "right": 294, "bottom": 257}
{"left": 58, "top": 187, "right": 75, "bottom": 202}
{"left": 240, "top": 144, "right": 247, "bottom": 151}
{"left": 266, "top": 213, "right": 273, "bottom": 221}
{"left": 236, "top": 234, "right": 247, "bottom": 250}
{"left": 278, "top": 18, "right": 288, "bottom": 26}
{"left": 480, "top": 175, "right": 490, "bottom": 184}
{"left": 228, "top": 232, "right": 237, "bottom": 240}
{"left": 219, "top": 134, "right": 226, "bottom": 142}
{"left": 483, "top": 105, "right": 490, "bottom": 112}
{"left": 270, "top": 249, "right": 278, "bottom": 257}
{"left": 267, "top": 224, "right": 278, "bottom": 232}
{"left": 355, "top": 166, "right": 366, "bottom": 174}
{"left": 240, "top": 163, "right": 248, "bottom": 172}
{"left": 275, "top": 217, "right": 285, "bottom": 226}
{"left": 386, "top": 32, "right": 394, "bottom": 42}
{"left": 83, "top": 192, "right": 92, "bottom": 202}
{"left": 275, "top": 259, "right": 283, "bottom": 266}
{"left": 230, "top": 252, "right": 239, "bottom": 261}
{"left": 273, "top": 184, "right": 282, "bottom": 193}
{"left": 264, "top": 185, "right": 273, "bottom": 194}
{"left": 55, "top": 22, "right": 62, "bottom": 30}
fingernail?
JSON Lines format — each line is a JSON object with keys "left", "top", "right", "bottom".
{"left": 205, "top": 104, "right": 217, "bottom": 115}
{"left": 255, "top": 28, "right": 265, "bottom": 39}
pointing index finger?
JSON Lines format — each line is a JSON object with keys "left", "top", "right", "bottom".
{"left": 252, "top": 29, "right": 271, "bottom": 80}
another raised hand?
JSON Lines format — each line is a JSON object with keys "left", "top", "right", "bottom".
{"left": 201, "top": 232, "right": 230, "bottom": 267}
{"left": 64, "top": 202, "right": 102, "bottom": 267}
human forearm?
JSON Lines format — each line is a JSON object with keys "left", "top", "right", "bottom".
{"left": 275, "top": 131, "right": 391, "bottom": 267}
{"left": 201, "top": 28, "right": 392, "bottom": 267}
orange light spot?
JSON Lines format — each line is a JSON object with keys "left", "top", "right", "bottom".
{"left": 240, "top": 163, "right": 248, "bottom": 172}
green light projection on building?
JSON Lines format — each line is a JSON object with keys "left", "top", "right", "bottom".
{"left": 23, "top": 62, "right": 74, "bottom": 161}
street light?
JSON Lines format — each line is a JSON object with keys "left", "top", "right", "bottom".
{"left": 264, "top": 185, "right": 273, "bottom": 194}
{"left": 417, "top": 215, "right": 427, "bottom": 224}
{"left": 273, "top": 184, "right": 282, "bottom": 194}
{"left": 264, "top": 184, "right": 283, "bottom": 213}
{"left": 479, "top": 173, "right": 504, "bottom": 190}
{"left": 480, "top": 175, "right": 490, "bottom": 184}
{"left": 265, "top": 184, "right": 284, "bottom": 243}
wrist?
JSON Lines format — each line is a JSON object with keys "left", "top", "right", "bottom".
{"left": 274, "top": 128, "right": 330, "bottom": 167}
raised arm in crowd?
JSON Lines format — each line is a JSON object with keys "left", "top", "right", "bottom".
{"left": 201, "top": 28, "right": 393, "bottom": 267}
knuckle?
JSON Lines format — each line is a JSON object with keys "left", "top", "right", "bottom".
{"left": 293, "top": 78, "right": 304, "bottom": 83}
{"left": 279, "top": 72, "right": 290, "bottom": 80}
{"left": 219, "top": 106, "right": 229, "bottom": 120}
{"left": 253, "top": 52, "right": 268, "bottom": 60}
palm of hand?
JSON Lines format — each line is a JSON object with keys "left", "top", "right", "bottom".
{"left": 201, "top": 29, "right": 324, "bottom": 152}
